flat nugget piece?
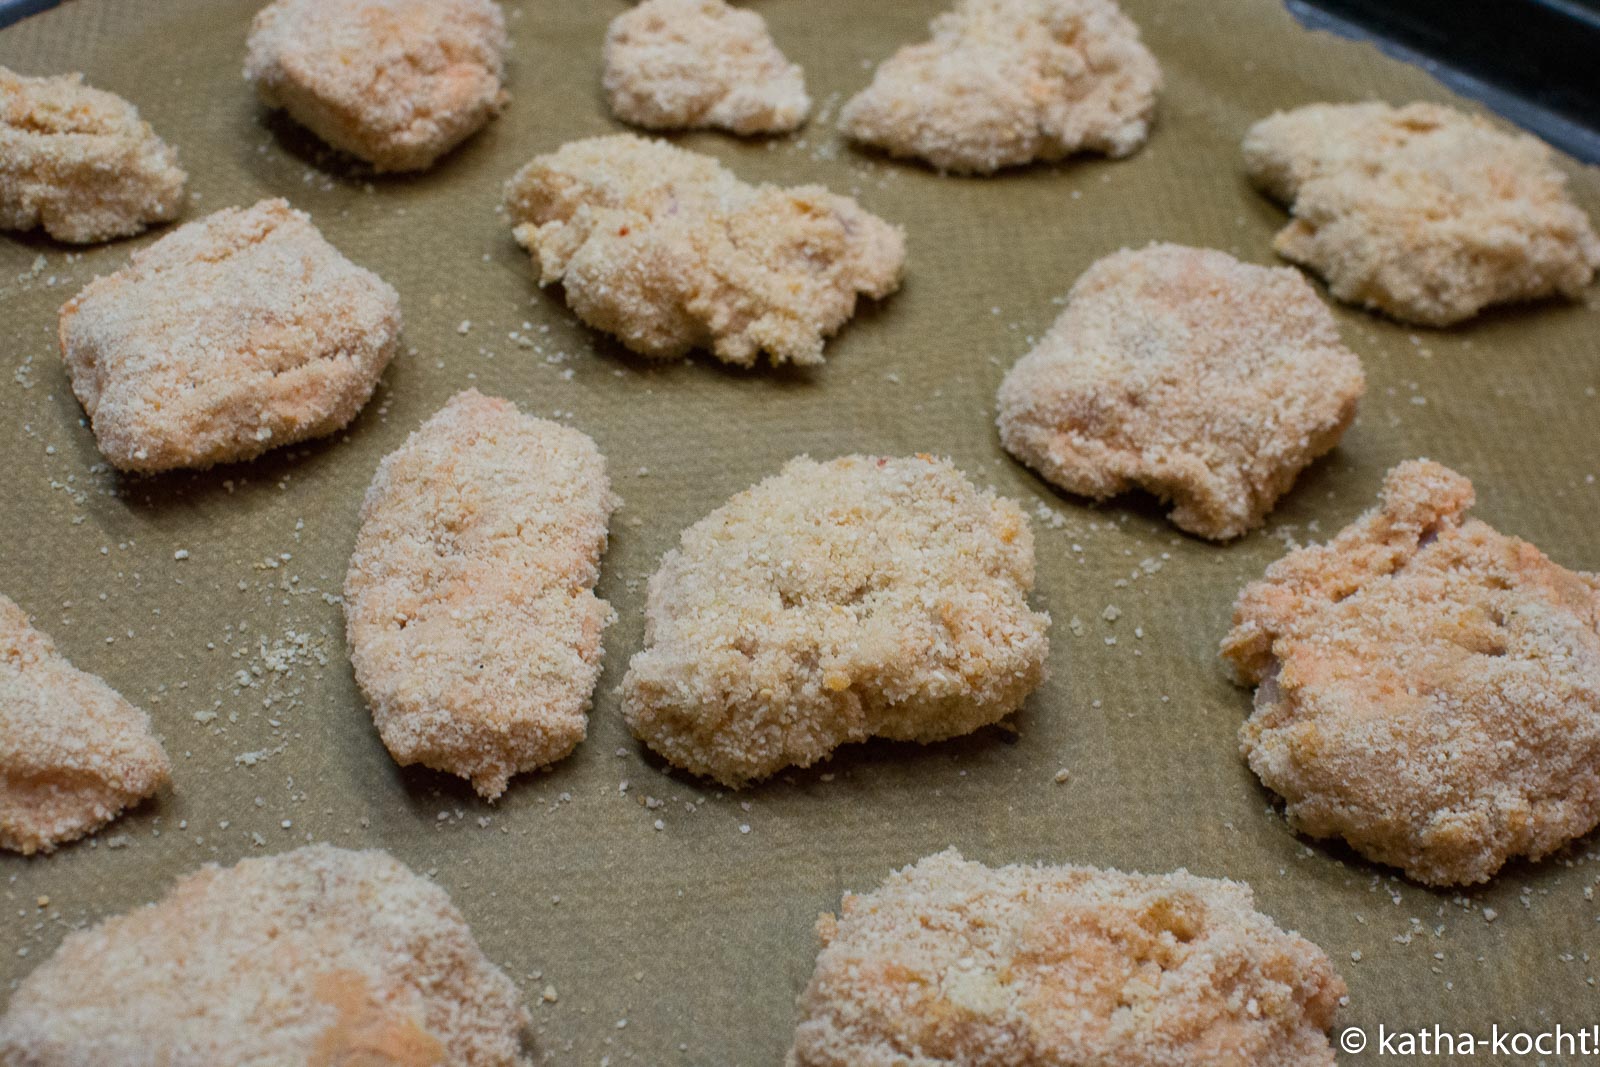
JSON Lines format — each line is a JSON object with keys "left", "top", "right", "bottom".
{"left": 503, "top": 134, "right": 905, "bottom": 367}
{"left": 604, "top": 0, "right": 810, "bottom": 135}
{"left": 1243, "top": 102, "right": 1600, "bottom": 326}
{"left": 59, "top": 198, "right": 401, "bottom": 472}
{"left": 345, "top": 391, "right": 618, "bottom": 800}
{"left": 0, "top": 595, "right": 170, "bottom": 855}
{"left": 1222, "top": 461, "right": 1600, "bottom": 886}
{"left": 840, "top": 0, "right": 1160, "bottom": 174}
{"left": 0, "top": 844, "right": 530, "bottom": 1065}
{"left": 789, "top": 849, "right": 1345, "bottom": 1067}
{"left": 245, "top": 0, "right": 509, "bottom": 172}
{"left": 997, "top": 244, "right": 1366, "bottom": 541}
{"left": 0, "top": 66, "right": 186, "bottom": 243}
{"left": 622, "top": 455, "right": 1050, "bottom": 787}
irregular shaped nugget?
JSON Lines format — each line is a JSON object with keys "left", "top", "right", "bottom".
{"left": 59, "top": 198, "right": 401, "bottom": 472}
{"left": 997, "top": 244, "right": 1365, "bottom": 540}
{"left": 623, "top": 455, "right": 1050, "bottom": 787}
{"left": 0, "top": 595, "right": 169, "bottom": 855}
{"left": 789, "top": 849, "right": 1345, "bottom": 1066}
{"left": 345, "top": 391, "right": 618, "bottom": 799}
{"left": 840, "top": 0, "right": 1160, "bottom": 174}
{"left": 1243, "top": 102, "right": 1600, "bottom": 326}
{"left": 245, "top": 0, "right": 509, "bottom": 172}
{"left": 1222, "top": 461, "right": 1600, "bottom": 886}
{"left": 0, "top": 845, "right": 530, "bottom": 1065}
{"left": 504, "top": 134, "right": 905, "bottom": 366}
{"left": 604, "top": 0, "right": 810, "bottom": 135}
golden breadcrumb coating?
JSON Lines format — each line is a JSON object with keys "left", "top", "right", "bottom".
{"left": 0, "top": 595, "right": 169, "bottom": 856}
{"left": 245, "top": 0, "right": 508, "bottom": 172}
{"left": 789, "top": 849, "right": 1345, "bottom": 1067}
{"left": 1243, "top": 102, "right": 1600, "bottom": 326}
{"left": 59, "top": 198, "right": 401, "bottom": 472}
{"left": 622, "top": 455, "right": 1050, "bottom": 787}
{"left": 503, "top": 134, "right": 906, "bottom": 367}
{"left": 604, "top": 0, "right": 810, "bottom": 135}
{"left": 1222, "top": 461, "right": 1600, "bottom": 886}
{"left": 0, "top": 66, "right": 186, "bottom": 243}
{"left": 840, "top": 0, "right": 1160, "bottom": 174}
{"left": 344, "top": 391, "right": 618, "bottom": 800}
{"left": 0, "top": 845, "right": 531, "bottom": 1065}
{"left": 997, "top": 244, "right": 1365, "bottom": 541}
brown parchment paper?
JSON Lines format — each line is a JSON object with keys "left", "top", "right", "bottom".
{"left": 3, "top": 1, "right": 1599, "bottom": 1062}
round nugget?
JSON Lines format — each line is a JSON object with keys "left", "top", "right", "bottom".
{"left": 840, "top": 0, "right": 1161, "bottom": 174}
{"left": 0, "top": 594, "right": 170, "bottom": 855}
{"left": 344, "top": 390, "right": 618, "bottom": 800}
{"left": 0, "top": 66, "right": 186, "bottom": 243}
{"left": 503, "top": 134, "right": 906, "bottom": 367}
{"left": 1243, "top": 102, "right": 1600, "bottom": 326}
{"left": 789, "top": 849, "right": 1346, "bottom": 1066}
{"left": 59, "top": 198, "right": 401, "bottom": 472}
{"left": 1222, "top": 461, "right": 1600, "bottom": 886}
{"left": 0, "top": 844, "right": 531, "bottom": 1065}
{"left": 245, "top": 0, "right": 509, "bottom": 172}
{"left": 604, "top": 0, "right": 810, "bottom": 135}
{"left": 622, "top": 455, "right": 1050, "bottom": 787}
{"left": 997, "top": 244, "right": 1366, "bottom": 541}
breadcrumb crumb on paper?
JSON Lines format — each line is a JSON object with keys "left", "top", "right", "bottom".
{"left": 622, "top": 454, "right": 1050, "bottom": 787}
{"left": 344, "top": 390, "right": 618, "bottom": 799}
{"left": 502, "top": 134, "right": 906, "bottom": 367}
{"left": 0, "top": 595, "right": 170, "bottom": 856}
{"left": 997, "top": 243, "right": 1366, "bottom": 540}
{"left": 604, "top": 0, "right": 810, "bottom": 135}
{"left": 0, "top": 66, "right": 186, "bottom": 243}
{"left": 0, "top": 845, "right": 532, "bottom": 1066}
{"left": 840, "top": 0, "right": 1160, "bottom": 174}
{"left": 1243, "top": 102, "right": 1600, "bottom": 326}
{"left": 1222, "top": 460, "right": 1600, "bottom": 886}
{"left": 788, "top": 849, "right": 1345, "bottom": 1066}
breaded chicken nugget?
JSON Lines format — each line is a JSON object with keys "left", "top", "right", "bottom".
{"left": 245, "top": 0, "right": 509, "bottom": 172}
{"left": 59, "top": 198, "right": 401, "bottom": 472}
{"left": 622, "top": 455, "right": 1050, "bottom": 787}
{"left": 604, "top": 0, "right": 810, "bottom": 135}
{"left": 344, "top": 391, "right": 618, "bottom": 799}
{"left": 840, "top": 0, "right": 1160, "bottom": 174}
{"left": 1222, "top": 461, "right": 1600, "bottom": 886}
{"left": 0, "top": 595, "right": 169, "bottom": 856}
{"left": 997, "top": 244, "right": 1365, "bottom": 541}
{"left": 1243, "top": 102, "right": 1600, "bottom": 326}
{"left": 789, "top": 849, "right": 1346, "bottom": 1067}
{"left": 0, "top": 66, "right": 186, "bottom": 243}
{"left": 503, "top": 134, "right": 905, "bottom": 366}
{"left": 0, "top": 844, "right": 530, "bottom": 1065}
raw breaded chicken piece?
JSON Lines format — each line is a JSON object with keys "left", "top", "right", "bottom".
{"left": 1222, "top": 461, "right": 1600, "bottom": 886}
{"left": 623, "top": 455, "right": 1050, "bottom": 787}
{"left": 997, "top": 244, "right": 1365, "bottom": 541}
{"left": 1243, "top": 102, "right": 1600, "bottom": 326}
{"left": 344, "top": 391, "right": 618, "bottom": 799}
{"left": 245, "top": 0, "right": 508, "bottom": 172}
{"left": 841, "top": 0, "right": 1160, "bottom": 174}
{"left": 503, "top": 134, "right": 905, "bottom": 366}
{"left": 0, "top": 595, "right": 169, "bottom": 855}
{"left": 604, "top": 0, "right": 810, "bottom": 135}
{"left": 59, "top": 198, "right": 401, "bottom": 472}
{"left": 0, "top": 844, "right": 531, "bottom": 1065}
{"left": 0, "top": 66, "right": 186, "bottom": 243}
{"left": 789, "top": 849, "right": 1345, "bottom": 1067}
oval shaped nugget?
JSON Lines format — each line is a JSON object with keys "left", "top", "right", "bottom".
{"left": 790, "top": 850, "right": 1346, "bottom": 1066}
{"left": 0, "top": 844, "right": 531, "bottom": 1065}
{"left": 345, "top": 390, "right": 618, "bottom": 799}
{"left": 622, "top": 455, "right": 1050, "bottom": 787}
